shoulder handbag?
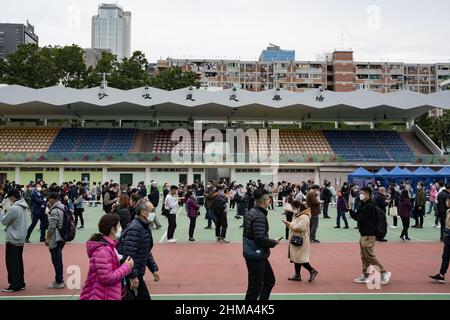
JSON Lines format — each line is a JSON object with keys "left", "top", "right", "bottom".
{"left": 389, "top": 206, "right": 398, "bottom": 217}
{"left": 290, "top": 235, "right": 303, "bottom": 247}
{"left": 243, "top": 237, "right": 265, "bottom": 260}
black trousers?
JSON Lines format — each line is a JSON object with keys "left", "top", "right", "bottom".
{"left": 229, "top": 199, "right": 235, "bottom": 209}
{"left": 245, "top": 258, "right": 275, "bottom": 301}
{"left": 74, "top": 208, "right": 84, "bottom": 227}
{"left": 413, "top": 206, "right": 425, "bottom": 226}
{"left": 440, "top": 231, "right": 450, "bottom": 275}
{"left": 26, "top": 214, "right": 48, "bottom": 241}
{"left": 125, "top": 275, "right": 151, "bottom": 300}
{"left": 440, "top": 216, "right": 446, "bottom": 241}
{"left": 323, "top": 201, "right": 330, "bottom": 217}
{"left": 294, "top": 262, "right": 314, "bottom": 274}
{"left": 269, "top": 196, "right": 274, "bottom": 210}
{"left": 400, "top": 216, "right": 410, "bottom": 238}
{"left": 215, "top": 212, "right": 228, "bottom": 239}
{"left": 285, "top": 211, "right": 293, "bottom": 240}
{"left": 50, "top": 241, "right": 65, "bottom": 284}
{"left": 5, "top": 244, "right": 25, "bottom": 290}
{"left": 167, "top": 214, "right": 177, "bottom": 240}
{"left": 188, "top": 217, "right": 197, "bottom": 239}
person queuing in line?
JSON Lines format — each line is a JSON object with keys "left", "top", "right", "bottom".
{"left": 204, "top": 181, "right": 216, "bottom": 230}
{"left": 80, "top": 214, "right": 134, "bottom": 300}
{"left": 398, "top": 189, "right": 413, "bottom": 241}
{"left": 115, "top": 193, "right": 131, "bottom": 230}
{"left": 118, "top": 200, "right": 159, "bottom": 300}
{"left": 129, "top": 193, "right": 141, "bottom": 222}
{"left": 335, "top": 191, "right": 349, "bottom": 229}
{"left": 277, "top": 182, "right": 284, "bottom": 207}
{"left": 283, "top": 194, "right": 294, "bottom": 240}
{"left": 211, "top": 185, "right": 229, "bottom": 244}
{"left": 228, "top": 184, "right": 237, "bottom": 211}
{"left": 147, "top": 181, "right": 162, "bottom": 230}
{"left": 103, "top": 183, "right": 119, "bottom": 214}
{"left": 427, "top": 183, "right": 438, "bottom": 215}
{"left": 373, "top": 187, "right": 388, "bottom": 242}
{"left": 0, "top": 189, "right": 29, "bottom": 293}
{"left": 429, "top": 194, "right": 450, "bottom": 284}
{"left": 246, "top": 185, "right": 255, "bottom": 211}
{"left": 388, "top": 183, "right": 400, "bottom": 229}
{"left": 243, "top": 188, "right": 280, "bottom": 301}
{"left": 74, "top": 188, "right": 86, "bottom": 230}
{"left": 90, "top": 182, "right": 98, "bottom": 207}
{"left": 185, "top": 190, "right": 200, "bottom": 242}
{"left": 164, "top": 185, "right": 179, "bottom": 243}
{"left": 349, "top": 186, "right": 391, "bottom": 286}
{"left": 25, "top": 183, "right": 48, "bottom": 243}
{"left": 321, "top": 181, "right": 333, "bottom": 219}
{"left": 434, "top": 182, "right": 446, "bottom": 229}
{"left": 413, "top": 182, "right": 426, "bottom": 229}
{"left": 137, "top": 181, "right": 147, "bottom": 199}
{"left": 306, "top": 185, "right": 321, "bottom": 244}
{"left": 284, "top": 200, "right": 319, "bottom": 283}
{"left": 437, "top": 184, "right": 450, "bottom": 242}
{"left": 45, "top": 190, "right": 66, "bottom": 289}
{"left": 196, "top": 183, "right": 205, "bottom": 206}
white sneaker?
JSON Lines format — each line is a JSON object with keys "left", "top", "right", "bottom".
{"left": 353, "top": 275, "right": 369, "bottom": 284}
{"left": 381, "top": 272, "right": 392, "bottom": 285}
{"left": 390, "top": 226, "right": 398, "bottom": 229}
{"left": 433, "top": 225, "right": 441, "bottom": 229}
{"left": 167, "top": 239, "right": 178, "bottom": 243}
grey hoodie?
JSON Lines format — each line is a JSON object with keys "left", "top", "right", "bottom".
{"left": 0, "top": 198, "right": 29, "bottom": 245}
{"left": 47, "top": 201, "right": 65, "bottom": 249}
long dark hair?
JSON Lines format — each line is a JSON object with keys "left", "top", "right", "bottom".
{"left": 400, "top": 189, "right": 409, "bottom": 200}
{"left": 89, "top": 214, "right": 120, "bottom": 242}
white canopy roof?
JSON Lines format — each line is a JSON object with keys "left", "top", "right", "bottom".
{"left": 0, "top": 85, "right": 449, "bottom": 121}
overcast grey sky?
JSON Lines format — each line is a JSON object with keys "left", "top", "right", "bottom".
{"left": 1, "top": 0, "right": 449, "bottom": 63}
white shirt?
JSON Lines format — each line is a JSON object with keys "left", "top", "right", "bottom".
{"left": 164, "top": 194, "right": 179, "bottom": 215}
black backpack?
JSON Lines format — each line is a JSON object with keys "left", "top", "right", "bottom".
{"left": 374, "top": 206, "right": 388, "bottom": 239}
{"left": 58, "top": 205, "right": 76, "bottom": 242}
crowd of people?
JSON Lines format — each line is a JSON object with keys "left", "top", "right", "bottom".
{"left": 0, "top": 176, "right": 449, "bottom": 300}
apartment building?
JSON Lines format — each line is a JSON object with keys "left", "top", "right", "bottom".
{"left": 157, "top": 49, "right": 450, "bottom": 95}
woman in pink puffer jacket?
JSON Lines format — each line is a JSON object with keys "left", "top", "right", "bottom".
{"left": 80, "top": 214, "right": 133, "bottom": 300}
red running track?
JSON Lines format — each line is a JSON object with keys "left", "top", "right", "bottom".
{"left": 0, "top": 242, "right": 448, "bottom": 297}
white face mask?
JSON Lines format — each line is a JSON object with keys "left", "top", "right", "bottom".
{"left": 36, "top": 187, "right": 42, "bottom": 192}
{"left": 359, "top": 194, "right": 366, "bottom": 201}
{"left": 115, "top": 225, "right": 122, "bottom": 238}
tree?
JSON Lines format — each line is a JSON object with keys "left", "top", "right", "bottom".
{"left": 84, "top": 51, "right": 119, "bottom": 88}
{"left": 54, "top": 45, "right": 88, "bottom": 89}
{"left": 3, "top": 44, "right": 60, "bottom": 88}
{"left": 416, "top": 111, "right": 450, "bottom": 151}
{"left": 109, "top": 51, "right": 151, "bottom": 89}
{"left": 0, "top": 58, "right": 6, "bottom": 83}
{"left": 149, "top": 66, "right": 200, "bottom": 91}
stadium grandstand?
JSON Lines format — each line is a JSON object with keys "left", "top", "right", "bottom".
{"left": 0, "top": 84, "right": 449, "bottom": 187}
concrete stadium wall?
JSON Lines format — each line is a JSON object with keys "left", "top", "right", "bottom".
{"left": 64, "top": 171, "right": 103, "bottom": 185}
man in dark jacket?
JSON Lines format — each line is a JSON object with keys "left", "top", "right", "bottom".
{"left": 147, "top": 182, "right": 160, "bottom": 209}
{"left": 243, "top": 188, "right": 280, "bottom": 301}
{"left": 138, "top": 181, "right": 147, "bottom": 199}
{"left": 25, "top": 183, "right": 48, "bottom": 243}
{"left": 413, "top": 182, "right": 426, "bottom": 228}
{"left": 349, "top": 187, "right": 391, "bottom": 286}
{"left": 211, "top": 186, "right": 229, "bottom": 243}
{"left": 322, "top": 182, "right": 333, "bottom": 219}
{"left": 118, "top": 200, "right": 159, "bottom": 300}
{"left": 437, "top": 185, "right": 450, "bottom": 242}
{"left": 307, "top": 185, "right": 321, "bottom": 243}
{"left": 373, "top": 187, "right": 388, "bottom": 242}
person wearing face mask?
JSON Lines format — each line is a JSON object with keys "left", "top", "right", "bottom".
{"left": 429, "top": 195, "right": 450, "bottom": 284}
{"left": 306, "top": 185, "right": 321, "bottom": 244}
{"left": 388, "top": 184, "right": 400, "bottom": 229}
{"left": 45, "top": 190, "right": 66, "bottom": 289}
{"left": 164, "top": 185, "right": 179, "bottom": 243}
{"left": 284, "top": 201, "right": 319, "bottom": 283}
{"left": 80, "top": 214, "right": 134, "bottom": 300}
{"left": 412, "top": 182, "right": 426, "bottom": 229}
{"left": 211, "top": 185, "right": 229, "bottom": 243}
{"left": 103, "top": 183, "right": 119, "bottom": 214}
{"left": 25, "top": 183, "right": 49, "bottom": 243}
{"left": 118, "top": 200, "right": 159, "bottom": 300}
{"left": 349, "top": 187, "right": 391, "bottom": 285}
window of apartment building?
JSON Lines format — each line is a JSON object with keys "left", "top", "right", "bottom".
{"left": 357, "top": 64, "right": 369, "bottom": 70}
{"left": 357, "top": 74, "right": 369, "bottom": 79}
{"left": 369, "top": 65, "right": 382, "bottom": 70}
{"left": 297, "top": 74, "right": 309, "bottom": 79}
{"left": 369, "top": 75, "right": 381, "bottom": 80}
{"left": 310, "top": 64, "right": 322, "bottom": 69}
{"left": 310, "top": 74, "right": 322, "bottom": 79}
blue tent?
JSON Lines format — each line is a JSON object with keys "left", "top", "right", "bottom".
{"left": 385, "top": 166, "right": 414, "bottom": 185}
{"left": 348, "top": 167, "right": 375, "bottom": 188}
{"left": 375, "top": 167, "right": 390, "bottom": 187}
{"left": 424, "top": 167, "right": 437, "bottom": 175}
{"left": 412, "top": 167, "right": 436, "bottom": 187}
{"left": 436, "top": 167, "right": 450, "bottom": 183}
